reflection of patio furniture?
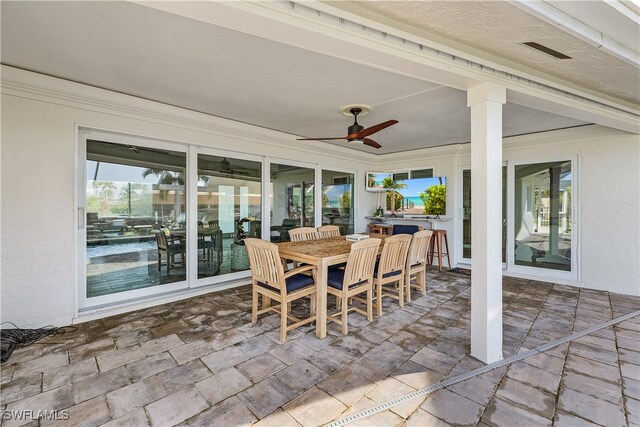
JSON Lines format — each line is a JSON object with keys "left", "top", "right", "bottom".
{"left": 154, "top": 229, "right": 185, "bottom": 274}
{"left": 270, "top": 218, "right": 297, "bottom": 242}
{"left": 231, "top": 242, "right": 250, "bottom": 271}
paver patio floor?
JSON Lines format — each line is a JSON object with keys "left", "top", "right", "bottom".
{"left": 1, "top": 269, "right": 639, "bottom": 426}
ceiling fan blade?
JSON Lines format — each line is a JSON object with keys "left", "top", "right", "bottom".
{"left": 296, "top": 137, "right": 348, "bottom": 141}
{"left": 356, "top": 120, "right": 398, "bottom": 138}
{"left": 363, "top": 138, "right": 382, "bottom": 149}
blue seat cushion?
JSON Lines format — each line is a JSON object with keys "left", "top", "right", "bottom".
{"left": 327, "top": 267, "right": 367, "bottom": 290}
{"left": 374, "top": 261, "right": 402, "bottom": 278}
{"left": 392, "top": 225, "right": 420, "bottom": 235}
{"left": 258, "top": 273, "right": 315, "bottom": 293}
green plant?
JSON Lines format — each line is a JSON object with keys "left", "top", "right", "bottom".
{"left": 419, "top": 184, "right": 446, "bottom": 215}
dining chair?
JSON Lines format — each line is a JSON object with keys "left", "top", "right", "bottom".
{"left": 244, "top": 238, "right": 317, "bottom": 343}
{"left": 326, "top": 238, "right": 381, "bottom": 335}
{"left": 374, "top": 233, "right": 412, "bottom": 316}
{"left": 405, "top": 230, "right": 433, "bottom": 303}
{"left": 391, "top": 224, "right": 423, "bottom": 235}
{"left": 154, "top": 228, "right": 186, "bottom": 275}
{"left": 317, "top": 225, "right": 340, "bottom": 238}
{"left": 288, "top": 227, "right": 320, "bottom": 242}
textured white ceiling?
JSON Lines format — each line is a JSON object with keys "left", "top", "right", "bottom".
{"left": 335, "top": 1, "right": 640, "bottom": 107}
{"left": 1, "top": 1, "right": 595, "bottom": 154}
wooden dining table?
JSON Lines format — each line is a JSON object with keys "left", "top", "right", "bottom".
{"left": 277, "top": 234, "right": 386, "bottom": 338}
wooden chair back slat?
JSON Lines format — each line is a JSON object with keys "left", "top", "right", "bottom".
{"left": 289, "top": 227, "right": 320, "bottom": 242}
{"left": 245, "top": 238, "right": 286, "bottom": 292}
{"left": 377, "top": 234, "right": 412, "bottom": 278}
{"left": 343, "top": 238, "right": 381, "bottom": 288}
{"left": 317, "top": 225, "right": 340, "bottom": 238}
{"left": 407, "top": 230, "right": 433, "bottom": 267}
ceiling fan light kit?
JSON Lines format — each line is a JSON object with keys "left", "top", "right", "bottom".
{"left": 297, "top": 104, "right": 397, "bottom": 149}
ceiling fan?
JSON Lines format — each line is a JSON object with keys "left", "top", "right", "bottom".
{"left": 297, "top": 107, "right": 398, "bottom": 149}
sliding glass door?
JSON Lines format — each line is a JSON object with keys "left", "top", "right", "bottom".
{"left": 322, "top": 170, "right": 354, "bottom": 235}
{"left": 81, "top": 136, "right": 188, "bottom": 308}
{"left": 197, "top": 153, "right": 262, "bottom": 278}
{"left": 459, "top": 166, "right": 507, "bottom": 264}
{"left": 269, "top": 162, "right": 315, "bottom": 242}
{"left": 512, "top": 159, "right": 575, "bottom": 276}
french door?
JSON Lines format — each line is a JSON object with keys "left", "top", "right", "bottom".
{"left": 457, "top": 156, "right": 577, "bottom": 281}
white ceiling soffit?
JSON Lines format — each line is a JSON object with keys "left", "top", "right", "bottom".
{"left": 511, "top": 0, "right": 640, "bottom": 66}
{"left": 314, "top": 1, "right": 640, "bottom": 112}
{"left": 0, "top": 1, "right": 635, "bottom": 156}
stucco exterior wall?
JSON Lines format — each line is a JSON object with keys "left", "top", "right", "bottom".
{"left": 2, "top": 68, "right": 638, "bottom": 329}
{"left": 0, "top": 69, "right": 376, "bottom": 327}
{"left": 377, "top": 126, "right": 640, "bottom": 296}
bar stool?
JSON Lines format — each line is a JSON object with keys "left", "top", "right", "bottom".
{"left": 428, "top": 229, "right": 451, "bottom": 272}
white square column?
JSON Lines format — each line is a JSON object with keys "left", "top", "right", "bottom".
{"left": 467, "top": 83, "right": 506, "bottom": 364}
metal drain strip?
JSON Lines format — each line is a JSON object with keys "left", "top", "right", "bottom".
{"left": 326, "top": 309, "right": 640, "bottom": 427}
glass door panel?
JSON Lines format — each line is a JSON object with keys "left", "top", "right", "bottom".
{"left": 514, "top": 160, "right": 572, "bottom": 272}
{"left": 85, "top": 140, "right": 187, "bottom": 300}
{"left": 321, "top": 170, "right": 354, "bottom": 235}
{"left": 197, "top": 155, "right": 262, "bottom": 278}
{"left": 461, "top": 167, "right": 507, "bottom": 263}
{"left": 269, "top": 163, "right": 315, "bottom": 242}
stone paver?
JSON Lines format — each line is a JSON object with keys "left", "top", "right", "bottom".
{"left": 187, "top": 395, "right": 256, "bottom": 427}
{"left": 125, "top": 351, "right": 177, "bottom": 382}
{"left": 195, "top": 367, "right": 252, "bottom": 405}
{"left": 481, "top": 396, "right": 552, "bottom": 426}
{"left": 237, "top": 353, "right": 286, "bottom": 383}
{"left": 557, "top": 387, "right": 627, "bottom": 426}
{"left": 283, "top": 386, "right": 347, "bottom": 426}
{"left": 144, "top": 386, "right": 209, "bottom": 427}
{"left": 95, "top": 345, "right": 146, "bottom": 372}
{"left": 105, "top": 375, "right": 166, "bottom": 418}
{"left": 41, "top": 395, "right": 110, "bottom": 427}
{"left": 421, "top": 388, "right": 484, "bottom": 427}
{"left": 168, "top": 340, "right": 214, "bottom": 365}
{"left": 1, "top": 275, "right": 638, "bottom": 426}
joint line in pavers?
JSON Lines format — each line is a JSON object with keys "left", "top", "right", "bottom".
{"left": 326, "top": 309, "right": 640, "bottom": 427}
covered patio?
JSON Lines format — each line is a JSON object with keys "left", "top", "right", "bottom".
{"left": 2, "top": 270, "right": 638, "bottom": 426}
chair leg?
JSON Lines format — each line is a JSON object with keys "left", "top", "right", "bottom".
{"left": 280, "top": 304, "right": 288, "bottom": 343}
{"left": 252, "top": 288, "right": 258, "bottom": 324}
{"left": 376, "top": 282, "right": 383, "bottom": 317}
{"left": 419, "top": 270, "right": 426, "bottom": 296}
{"left": 398, "top": 278, "right": 404, "bottom": 308}
{"left": 310, "top": 295, "right": 316, "bottom": 316}
{"left": 444, "top": 234, "right": 451, "bottom": 269}
{"left": 341, "top": 293, "right": 349, "bottom": 335}
{"left": 366, "top": 288, "right": 373, "bottom": 321}
{"left": 405, "top": 273, "right": 412, "bottom": 303}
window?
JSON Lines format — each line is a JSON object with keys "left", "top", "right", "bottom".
{"left": 322, "top": 170, "right": 354, "bottom": 235}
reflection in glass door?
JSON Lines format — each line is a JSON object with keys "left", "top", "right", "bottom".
{"left": 514, "top": 160, "right": 573, "bottom": 272}
{"left": 461, "top": 167, "right": 507, "bottom": 263}
{"left": 197, "top": 154, "right": 262, "bottom": 278}
{"left": 84, "top": 140, "right": 187, "bottom": 302}
{"left": 322, "top": 170, "right": 354, "bottom": 235}
{"left": 269, "top": 163, "right": 315, "bottom": 242}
